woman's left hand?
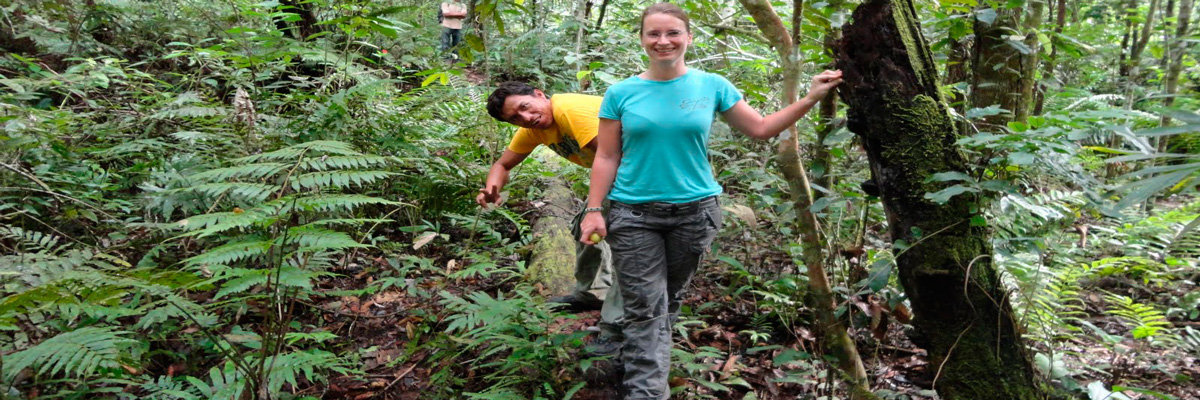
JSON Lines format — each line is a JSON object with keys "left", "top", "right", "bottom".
{"left": 806, "top": 70, "right": 843, "bottom": 100}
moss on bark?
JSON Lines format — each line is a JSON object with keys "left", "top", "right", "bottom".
{"left": 834, "top": 1, "right": 1049, "bottom": 399}
{"left": 524, "top": 175, "right": 578, "bottom": 295}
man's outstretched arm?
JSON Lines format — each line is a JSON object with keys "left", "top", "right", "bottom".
{"left": 477, "top": 149, "right": 529, "bottom": 207}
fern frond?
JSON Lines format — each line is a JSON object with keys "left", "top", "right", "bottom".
{"left": 175, "top": 210, "right": 275, "bottom": 238}
{"left": 138, "top": 375, "right": 203, "bottom": 400}
{"left": 190, "top": 163, "right": 290, "bottom": 182}
{"left": 282, "top": 226, "right": 368, "bottom": 252}
{"left": 0, "top": 248, "right": 97, "bottom": 287}
{"left": 137, "top": 289, "right": 220, "bottom": 329}
{"left": 291, "top": 170, "right": 394, "bottom": 191}
{"left": 210, "top": 265, "right": 328, "bottom": 299}
{"left": 263, "top": 350, "right": 345, "bottom": 393}
{"left": 2, "top": 326, "right": 136, "bottom": 380}
{"left": 186, "top": 361, "right": 246, "bottom": 400}
{"left": 236, "top": 140, "right": 362, "bottom": 163}
{"left": 181, "top": 182, "right": 277, "bottom": 202}
{"left": 1104, "top": 293, "right": 1176, "bottom": 341}
{"left": 0, "top": 224, "right": 66, "bottom": 255}
{"left": 94, "top": 138, "right": 170, "bottom": 157}
{"left": 302, "top": 218, "right": 392, "bottom": 227}
{"left": 1183, "top": 327, "right": 1200, "bottom": 355}
{"left": 300, "top": 155, "right": 390, "bottom": 171}
{"left": 211, "top": 267, "right": 271, "bottom": 299}
{"left": 293, "top": 194, "right": 400, "bottom": 213}
{"left": 1090, "top": 256, "right": 1165, "bottom": 280}
{"left": 151, "top": 105, "right": 226, "bottom": 120}
{"left": 183, "top": 238, "right": 273, "bottom": 268}
{"left": 170, "top": 130, "right": 234, "bottom": 144}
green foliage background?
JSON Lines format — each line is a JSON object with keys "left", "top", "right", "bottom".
{"left": 0, "top": 0, "right": 1197, "bottom": 399}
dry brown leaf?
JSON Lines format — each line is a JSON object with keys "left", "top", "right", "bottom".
{"left": 722, "top": 204, "right": 758, "bottom": 229}
{"left": 412, "top": 231, "right": 438, "bottom": 250}
{"left": 372, "top": 291, "right": 405, "bottom": 304}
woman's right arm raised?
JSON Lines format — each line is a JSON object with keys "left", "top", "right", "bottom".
{"left": 579, "top": 118, "right": 622, "bottom": 245}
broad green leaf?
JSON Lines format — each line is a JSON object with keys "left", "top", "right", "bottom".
{"left": 927, "top": 171, "right": 973, "bottom": 182}
{"left": 925, "top": 184, "right": 978, "bottom": 204}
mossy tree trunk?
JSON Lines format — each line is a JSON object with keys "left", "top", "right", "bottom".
{"left": 524, "top": 175, "right": 578, "bottom": 295}
{"left": 736, "top": 1, "right": 874, "bottom": 398}
{"left": 834, "top": 1, "right": 1048, "bottom": 399}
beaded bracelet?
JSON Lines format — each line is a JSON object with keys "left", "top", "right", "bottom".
{"left": 583, "top": 207, "right": 604, "bottom": 213}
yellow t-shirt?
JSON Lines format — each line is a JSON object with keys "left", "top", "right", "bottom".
{"left": 506, "top": 94, "right": 601, "bottom": 168}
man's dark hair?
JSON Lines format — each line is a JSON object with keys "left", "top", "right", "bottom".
{"left": 486, "top": 81, "right": 539, "bottom": 122}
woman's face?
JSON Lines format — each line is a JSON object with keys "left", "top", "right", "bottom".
{"left": 640, "top": 13, "right": 691, "bottom": 64}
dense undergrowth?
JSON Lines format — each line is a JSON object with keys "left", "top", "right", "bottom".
{"left": 1, "top": 0, "right": 1198, "bottom": 399}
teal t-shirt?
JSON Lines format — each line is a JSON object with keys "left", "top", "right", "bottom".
{"left": 599, "top": 69, "right": 743, "bottom": 204}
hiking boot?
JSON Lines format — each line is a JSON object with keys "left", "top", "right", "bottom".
{"left": 548, "top": 293, "right": 603, "bottom": 313}
{"left": 584, "top": 335, "right": 622, "bottom": 357}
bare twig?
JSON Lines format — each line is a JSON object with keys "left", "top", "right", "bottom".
{"left": 383, "top": 363, "right": 419, "bottom": 392}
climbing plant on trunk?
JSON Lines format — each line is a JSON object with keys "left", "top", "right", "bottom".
{"left": 835, "top": 0, "right": 1050, "bottom": 399}
{"left": 735, "top": 0, "right": 873, "bottom": 398}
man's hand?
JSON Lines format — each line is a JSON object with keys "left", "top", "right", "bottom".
{"left": 476, "top": 185, "right": 501, "bottom": 207}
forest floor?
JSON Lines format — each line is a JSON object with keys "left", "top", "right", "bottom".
{"left": 290, "top": 201, "right": 1199, "bottom": 400}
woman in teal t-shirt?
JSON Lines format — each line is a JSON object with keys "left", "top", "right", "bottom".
{"left": 578, "top": 3, "right": 842, "bottom": 398}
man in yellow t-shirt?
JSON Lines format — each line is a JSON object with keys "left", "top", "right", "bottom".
{"left": 479, "top": 82, "right": 621, "bottom": 346}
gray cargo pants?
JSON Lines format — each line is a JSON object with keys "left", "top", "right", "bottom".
{"left": 606, "top": 196, "right": 722, "bottom": 399}
{"left": 570, "top": 201, "right": 623, "bottom": 338}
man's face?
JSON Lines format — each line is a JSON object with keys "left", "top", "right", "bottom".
{"left": 500, "top": 90, "right": 554, "bottom": 129}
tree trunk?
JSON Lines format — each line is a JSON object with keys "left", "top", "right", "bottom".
{"left": 524, "top": 175, "right": 579, "bottom": 295}
{"left": 736, "top": 1, "right": 874, "bottom": 398}
{"left": 273, "top": 0, "right": 320, "bottom": 41}
{"left": 594, "top": 0, "right": 610, "bottom": 30}
{"left": 969, "top": 5, "right": 1025, "bottom": 127}
{"left": 1017, "top": 1, "right": 1046, "bottom": 123}
{"left": 1034, "top": 0, "right": 1067, "bottom": 116}
{"left": 835, "top": 1, "right": 1049, "bottom": 399}
{"left": 574, "top": 0, "right": 593, "bottom": 91}
{"left": 1129, "top": 0, "right": 1162, "bottom": 75}
{"left": 1161, "top": 0, "right": 1194, "bottom": 131}
{"left": 814, "top": 7, "right": 840, "bottom": 194}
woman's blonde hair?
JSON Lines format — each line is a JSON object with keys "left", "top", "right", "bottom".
{"left": 640, "top": 2, "right": 690, "bottom": 34}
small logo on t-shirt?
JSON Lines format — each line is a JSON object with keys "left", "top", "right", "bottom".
{"left": 548, "top": 135, "right": 583, "bottom": 161}
{"left": 679, "top": 97, "right": 711, "bottom": 112}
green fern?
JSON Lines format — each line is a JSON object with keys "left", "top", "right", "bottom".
{"left": 261, "top": 350, "right": 350, "bottom": 394}
{"left": 2, "top": 326, "right": 137, "bottom": 381}
{"left": 291, "top": 170, "right": 395, "bottom": 191}
{"left": 292, "top": 194, "right": 399, "bottom": 212}
{"left": 1028, "top": 265, "right": 1088, "bottom": 339}
{"left": 235, "top": 140, "right": 362, "bottom": 164}
{"left": 1090, "top": 256, "right": 1168, "bottom": 281}
{"left": 137, "top": 375, "right": 203, "bottom": 400}
{"left": 182, "top": 237, "right": 273, "bottom": 268}
{"left": 189, "top": 163, "right": 290, "bottom": 182}
{"left": 185, "top": 361, "right": 246, "bottom": 400}
{"left": 299, "top": 155, "right": 391, "bottom": 171}
{"left": 1182, "top": 327, "right": 1200, "bottom": 355}
{"left": 0, "top": 224, "right": 67, "bottom": 255}
{"left": 1104, "top": 293, "right": 1176, "bottom": 341}
{"left": 180, "top": 182, "right": 277, "bottom": 203}
{"left": 207, "top": 265, "right": 329, "bottom": 299}
{"left": 282, "top": 226, "right": 369, "bottom": 252}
